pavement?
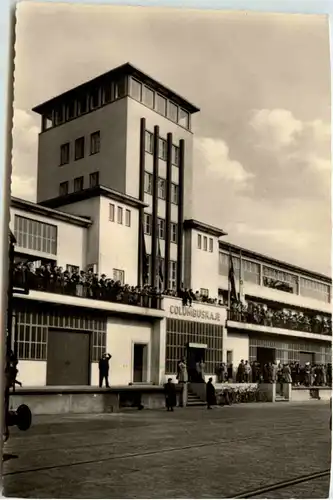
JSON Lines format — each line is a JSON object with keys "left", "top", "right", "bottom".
{"left": 2, "top": 401, "right": 331, "bottom": 498}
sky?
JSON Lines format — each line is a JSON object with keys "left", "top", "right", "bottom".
{"left": 12, "top": 3, "right": 331, "bottom": 275}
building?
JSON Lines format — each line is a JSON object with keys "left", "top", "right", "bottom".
{"left": 10, "top": 63, "right": 331, "bottom": 387}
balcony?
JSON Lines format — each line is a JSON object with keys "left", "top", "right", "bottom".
{"left": 13, "top": 269, "right": 163, "bottom": 311}
{"left": 227, "top": 303, "right": 331, "bottom": 338}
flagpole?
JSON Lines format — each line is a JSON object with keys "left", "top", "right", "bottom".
{"left": 239, "top": 249, "right": 242, "bottom": 303}
{"left": 227, "top": 250, "right": 231, "bottom": 311}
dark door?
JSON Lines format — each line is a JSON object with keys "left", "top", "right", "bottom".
{"left": 187, "top": 347, "right": 205, "bottom": 382}
{"left": 47, "top": 330, "right": 90, "bottom": 386}
{"left": 133, "top": 344, "right": 148, "bottom": 383}
{"left": 257, "top": 347, "right": 276, "bottom": 366}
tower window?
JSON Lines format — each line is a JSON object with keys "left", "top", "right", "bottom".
{"left": 171, "top": 184, "right": 179, "bottom": 205}
{"left": 60, "top": 143, "right": 70, "bottom": 166}
{"left": 75, "top": 137, "right": 85, "bottom": 160}
{"left": 168, "top": 101, "right": 178, "bottom": 122}
{"left": 90, "top": 131, "right": 100, "bottom": 155}
{"left": 144, "top": 213, "right": 152, "bottom": 235}
{"left": 89, "top": 172, "right": 99, "bottom": 188}
{"left": 158, "top": 178, "right": 166, "bottom": 199}
{"left": 90, "top": 87, "right": 100, "bottom": 109}
{"left": 77, "top": 94, "right": 88, "bottom": 115}
{"left": 130, "top": 78, "right": 142, "bottom": 101}
{"left": 143, "top": 86, "right": 154, "bottom": 108}
{"left": 144, "top": 172, "right": 153, "bottom": 194}
{"left": 145, "top": 131, "right": 153, "bottom": 154}
{"left": 114, "top": 78, "right": 126, "bottom": 99}
{"left": 59, "top": 181, "right": 69, "bottom": 196}
{"left": 171, "top": 223, "right": 178, "bottom": 243}
{"left": 179, "top": 108, "right": 190, "bottom": 129}
{"left": 156, "top": 94, "right": 167, "bottom": 116}
{"left": 158, "top": 138, "right": 167, "bottom": 161}
{"left": 125, "top": 209, "right": 131, "bottom": 227}
{"left": 74, "top": 176, "right": 84, "bottom": 192}
{"left": 117, "top": 207, "right": 123, "bottom": 224}
{"left": 172, "top": 145, "right": 180, "bottom": 166}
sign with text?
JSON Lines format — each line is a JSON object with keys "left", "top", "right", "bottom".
{"left": 169, "top": 305, "right": 221, "bottom": 322}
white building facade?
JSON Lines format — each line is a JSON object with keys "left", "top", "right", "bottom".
{"left": 10, "top": 63, "right": 331, "bottom": 387}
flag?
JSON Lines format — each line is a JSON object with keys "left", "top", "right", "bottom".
{"left": 228, "top": 253, "right": 238, "bottom": 304}
{"left": 239, "top": 250, "right": 245, "bottom": 303}
{"left": 157, "top": 238, "right": 164, "bottom": 288}
{"left": 141, "top": 223, "right": 149, "bottom": 284}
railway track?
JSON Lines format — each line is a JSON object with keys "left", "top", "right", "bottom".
{"left": 233, "top": 469, "right": 331, "bottom": 498}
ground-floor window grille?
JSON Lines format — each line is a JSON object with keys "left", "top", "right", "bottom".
{"left": 166, "top": 319, "right": 223, "bottom": 374}
{"left": 13, "top": 301, "right": 107, "bottom": 362}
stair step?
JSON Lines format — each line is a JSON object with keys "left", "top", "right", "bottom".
{"left": 186, "top": 401, "right": 207, "bottom": 406}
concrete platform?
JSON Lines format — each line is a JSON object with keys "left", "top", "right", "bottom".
{"left": 9, "top": 385, "right": 181, "bottom": 414}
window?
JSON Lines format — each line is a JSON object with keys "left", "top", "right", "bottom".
{"left": 197, "top": 234, "right": 202, "bottom": 249}
{"left": 90, "top": 87, "right": 100, "bottom": 109}
{"left": 113, "top": 269, "right": 125, "bottom": 285}
{"left": 66, "top": 101, "right": 76, "bottom": 120}
{"left": 117, "top": 206, "right": 123, "bottom": 224}
{"left": 74, "top": 176, "right": 84, "bottom": 192}
{"left": 125, "top": 209, "right": 131, "bottom": 227}
{"left": 179, "top": 108, "right": 190, "bottom": 129}
{"left": 130, "top": 78, "right": 142, "bottom": 101}
{"left": 77, "top": 94, "right": 88, "bottom": 115}
{"left": 14, "top": 215, "right": 57, "bottom": 255}
{"left": 144, "top": 213, "right": 152, "bottom": 235}
{"left": 200, "top": 288, "right": 209, "bottom": 298}
{"left": 158, "top": 178, "right": 166, "bottom": 199}
{"left": 209, "top": 238, "right": 214, "bottom": 253}
{"left": 169, "top": 261, "right": 177, "bottom": 290}
{"left": 156, "top": 94, "right": 167, "bottom": 115}
{"left": 145, "top": 131, "right": 153, "bottom": 154}
{"left": 158, "top": 138, "right": 167, "bottom": 160}
{"left": 89, "top": 171, "right": 99, "bottom": 188}
{"left": 60, "top": 143, "right": 70, "bottom": 165}
{"left": 168, "top": 101, "right": 178, "bottom": 122}
{"left": 203, "top": 236, "right": 208, "bottom": 251}
{"left": 114, "top": 78, "right": 126, "bottom": 99}
{"left": 171, "top": 223, "right": 178, "bottom": 243}
{"left": 55, "top": 106, "right": 64, "bottom": 125}
{"left": 59, "top": 181, "right": 69, "bottom": 196}
{"left": 243, "top": 259, "right": 260, "bottom": 285}
{"left": 109, "top": 204, "right": 115, "bottom": 221}
{"left": 263, "top": 266, "right": 298, "bottom": 293}
{"left": 75, "top": 137, "right": 85, "bottom": 160}
{"left": 102, "top": 83, "right": 112, "bottom": 104}
{"left": 158, "top": 218, "right": 165, "bottom": 239}
{"left": 90, "top": 131, "right": 100, "bottom": 155}
{"left": 172, "top": 145, "right": 180, "bottom": 166}
{"left": 171, "top": 184, "right": 179, "bottom": 204}
{"left": 300, "top": 277, "right": 330, "bottom": 303}
{"left": 144, "top": 172, "right": 153, "bottom": 194}
{"left": 143, "top": 86, "right": 154, "bottom": 108}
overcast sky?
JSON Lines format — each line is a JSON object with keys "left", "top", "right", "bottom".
{"left": 12, "top": 3, "right": 331, "bottom": 275}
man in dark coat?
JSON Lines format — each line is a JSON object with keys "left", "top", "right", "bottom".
{"left": 164, "top": 378, "right": 176, "bottom": 411}
{"left": 99, "top": 353, "right": 111, "bottom": 388}
{"left": 206, "top": 377, "right": 216, "bottom": 409}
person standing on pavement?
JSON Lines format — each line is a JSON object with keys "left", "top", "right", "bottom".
{"left": 206, "top": 377, "right": 216, "bottom": 409}
{"left": 164, "top": 378, "right": 176, "bottom": 411}
{"left": 99, "top": 353, "right": 112, "bottom": 388}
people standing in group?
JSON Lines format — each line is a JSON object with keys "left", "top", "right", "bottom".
{"left": 206, "top": 377, "right": 216, "bottom": 409}
{"left": 164, "top": 378, "right": 176, "bottom": 411}
{"left": 98, "top": 353, "right": 112, "bottom": 388}
{"left": 236, "top": 360, "right": 245, "bottom": 383}
{"left": 244, "top": 361, "right": 252, "bottom": 383}
{"left": 196, "top": 359, "right": 206, "bottom": 382}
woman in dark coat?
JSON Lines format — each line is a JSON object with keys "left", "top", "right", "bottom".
{"left": 206, "top": 377, "right": 216, "bottom": 409}
{"left": 164, "top": 378, "right": 176, "bottom": 411}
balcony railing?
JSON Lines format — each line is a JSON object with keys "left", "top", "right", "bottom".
{"left": 227, "top": 309, "right": 332, "bottom": 336}
{"left": 13, "top": 270, "right": 163, "bottom": 310}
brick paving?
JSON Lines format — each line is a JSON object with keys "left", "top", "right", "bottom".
{"left": 3, "top": 401, "right": 331, "bottom": 498}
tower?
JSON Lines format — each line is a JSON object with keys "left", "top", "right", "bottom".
{"left": 32, "top": 63, "right": 200, "bottom": 290}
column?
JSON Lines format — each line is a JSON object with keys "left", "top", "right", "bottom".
{"left": 151, "top": 125, "right": 159, "bottom": 288}
{"left": 164, "top": 133, "right": 172, "bottom": 290}
{"left": 176, "top": 139, "right": 185, "bottom": 292}
{"left": 137, "top": 118, "right": 146, "bottom": 286}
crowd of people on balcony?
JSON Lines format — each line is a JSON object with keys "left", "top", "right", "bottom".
{"left": 229, "top": 300, "right": 331, "bottom": 335}
{"left": 215, "top": 359, "right": 332, "bottom": 387}
{"left": 171, "top": 288, "right": 223, "bottom": 307}
{"left": 13, "top": 262, "right": 162, "bottom": 308}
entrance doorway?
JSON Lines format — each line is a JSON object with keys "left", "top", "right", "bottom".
{"left": 133, "top": 343, "right": 148, "bottom": 383}
{"left": 300, "top": 351, "right": 315, "bottom": 365}
{"left": 46, "top": 330, "right": 90, "bottom": 386}
{"left": 256, "top": 347, "right": 276, "bottom": 366}
{"left": 186, "top": 344, "right": 207, "bottom": 382}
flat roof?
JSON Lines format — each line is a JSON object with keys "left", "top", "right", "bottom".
{"left": 11, "top": 197, "right": 92, "bottom": 228}
{"left": 32, "top": 62, "right": 200, "bottom": 116}
{"left": 184, "top": 219, "right": 227, "bottom": 238}
{"left": 39, "top": 185, "right": 148, "bottom": 210}
{"left": 219, "top": 240, "right": 331, "bottom": 283}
